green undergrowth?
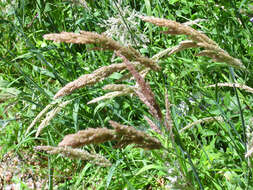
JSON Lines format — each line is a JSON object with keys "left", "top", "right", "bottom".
{"left": 0, "top": 0, "right": 253, "bottom": 189}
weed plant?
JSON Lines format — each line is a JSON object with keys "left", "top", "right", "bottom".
{"left": 0, "top": 0, "right": 253, "bottom": 189}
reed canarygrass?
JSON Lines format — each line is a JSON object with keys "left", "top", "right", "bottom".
{"left": 183, "top": 18, "right": 206, "bottom": 26}
{"left": 143, "top": 115, "right": 161, "bottom": 133}
{"left": 43, "top": 31, "right": 160, "bottom": 71}
{"left": 26, "top": 100, "right": 60, "bottom": 135}
{"left": 116, "top": 51, "right": 163, "bottom": 122}
{"left": 109, "top": 120, "right": 162, "bottom": 149}
{"left": 206, "top": 83, "right": 253, "bottom": 94}
{"left": 35, "top": 100, "right": 71, "bottom": 137}
{"left": 44, "top": 31, "right": 160, "bottom": 99}
{"left": 59, "top": 128, "right": 115, "bottom": 147}
{"left": 35, "top": 146, "right": 111, "bottom": 167}
{"left": 103, "top": 84, "right": 134, "bottom": 91}
{"left": 59, "top": 120, "right": 162, "bottom": 150}
{"left": 180, "top": 116, "right": 224, "bottom": 132}
{"left": 167, "top": 40, "right": 198, "bottom": 56}
{"left": 88, "top": 91, "right": 128, "bottom": 104}
{"left": 87, "top": 84, "right": 136, "bottom": 104}
{"left": 140, "top": 16, "right": 245, "bottom": 69}
{"left": 53, "top": 63, "right": 127, "bottom": 99}
{"left": 33, "top": 15, "right": 245, "bottom": 176}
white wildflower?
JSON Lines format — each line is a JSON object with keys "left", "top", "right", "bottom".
{"left": 99, "top": 5, "right": 149, "bottom": 47}
{"left": 177, "top": 101, "right": 189, "bottom": 116}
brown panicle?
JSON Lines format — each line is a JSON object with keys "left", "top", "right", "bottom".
{"left": 109, "top": 120, "right": 162, "bottom": 150}
{"left": 115, "top": 51, "right": 163, "bottom": 122}
{"left": 35, "top": 146, "right": 111, "bottom": 167}
{"left": 44, "top": 31, "right": 160, "bottom": 71}
{"left": 58, "top": 128, "right": 116, "bottom": 148}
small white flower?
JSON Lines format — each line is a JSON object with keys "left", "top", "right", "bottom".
{"left": 99, "top": 5, "right": 149, "bottom": 47}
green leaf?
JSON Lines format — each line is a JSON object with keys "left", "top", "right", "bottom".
{"left": 106, "top": 159, "right": 122, "bottom": 188}
{"left": 170, "top": 0, "right": 180, "bottom": 4}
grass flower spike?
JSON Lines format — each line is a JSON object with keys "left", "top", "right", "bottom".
{"left": 35, "top": 146, "right": 111, "bottom": 167}
{"left": 140, "top": 16, "right": 245, "bottom": 69}
{"left": 53, "top": 63, "right": 127, "bottom": 99}
{"left": 59, "top": 120, "right": 162, "bottom": 150}
{"left": 44, "top": 31, "right": 160, "bottom": 71}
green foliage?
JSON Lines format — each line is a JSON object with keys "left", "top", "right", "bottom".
{"left": 0, "top": 0, "right": 253, "bottom": 189}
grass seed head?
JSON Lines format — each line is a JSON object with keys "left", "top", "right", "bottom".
{"left": 35, "top": 146, "right": 111, "bottom": 167}
{"left": 143, "top": 115, "right": 161, "bottom": 133}
{"left": 44, "top": 31, "right": 160, "bottom": 71}
{"left": 54, "top": 63, "right": 126, "bottom": 99}
{"left": 26, "top": 100, "right": 59, "bottom": 135}
{"left": 109, "top": 120, "right": 162, "bottom": 150}
{"left": 206, "top": 83, "right": 253, "bottom": 94}
{"left": 116, "top": 51, "right": 163, "bottom": 121}
{"left": 87, "top": 90, "right": 130, "bottom": 104}
{"left": 180, "top": 116, "right": 224, "bottom": 132}
{"left": 58, "top": 120, "right": 161, "bottom": 150}
{"left": 35, "top": 100, "right": 71, "bottom": 137}
{"left": 59, "top": 128, "right": 116, "bottom": 147}
{"left": 140, "top": 16, "right": 245, "bottom": 69}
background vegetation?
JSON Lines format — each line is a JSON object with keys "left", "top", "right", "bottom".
{"left": 0, "top": 0, "right": 253, "bottom": 189}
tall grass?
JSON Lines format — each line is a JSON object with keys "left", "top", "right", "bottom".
{"left": 0, "top": 0, "right": 253, "bottom": 189}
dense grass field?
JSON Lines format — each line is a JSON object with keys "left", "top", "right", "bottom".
{"left": 0, "top": 0, "right": 253, "bottom": 189}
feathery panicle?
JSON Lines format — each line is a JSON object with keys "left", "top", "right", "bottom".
{"left": 183, "top": 19, "right": 206, "bottom": 26}
{"left": 116, "top": 63, "right": 149, "bottom": 82}
{"left": 88, "top": 84, "right": 135, "bottom": 104}
{"left": 134, "top": 90, "right": 162, "bottom": 121}
{"left": 196, "top": 50, "right": 223, "bottom": 62}
{"left": 140, "top": 16, "right": 245, "bottom": 69}
{"left": 206, "top": 83, "right": 253, "bottom": 94}
{"left": 54, "top": 63, "right": 127, "bottom": 99}
{"left": 180, "top": 116, "right": 224, "bottom": 132}
{"left": 44, "top": 31, "right": 160, "bottom": 71}
{"left": 140, "top": 16, "right": 216, "bottom": 45}
{"left": 196, "top": 49, "right": 243, "bottom": 68}
{"left": 44, "top": 31, "right": 118, "bottom": 47}
{"left": 139, "top": 68, "right": 150, "bottom": 79}
{"left": 167, "top": 40, "right": 198, "bottom": 56}
{"left": 144, "top": 115, "right": 161, "bottom": 133}
{"left": 26, "top": 100, "right": 59, "bottom": 135}
{"left": 59, "top": 128, "right": 116, "bottom": 148}
{"left": 151, "top": 47, "right": 175, "bottom": 61}
{"left": 116, "top": 51, "right": 163, "bottom": 121}
{"left": 103, "top": 84, "right": 134, "bottom": 91}
{"left": 35, "top": 146, "right": 111, "bottom": 167}
{"left": 59, "top": 120, "right": 162, "bottom": 150}
{"left": 35, "top": 100, "right": 71, "bottom": 137}
{"left": 151, "top": 41, "right": 196, "bottom": 61}
{"left": 109, "top": 120, "right": 162, "bottom": 150}
{"left": 88, "top": 91, "right": 128, "bottom": 104}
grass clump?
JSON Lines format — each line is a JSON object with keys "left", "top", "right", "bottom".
{"left": 1, "top": 0, "right": 253, "bottom": 189}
